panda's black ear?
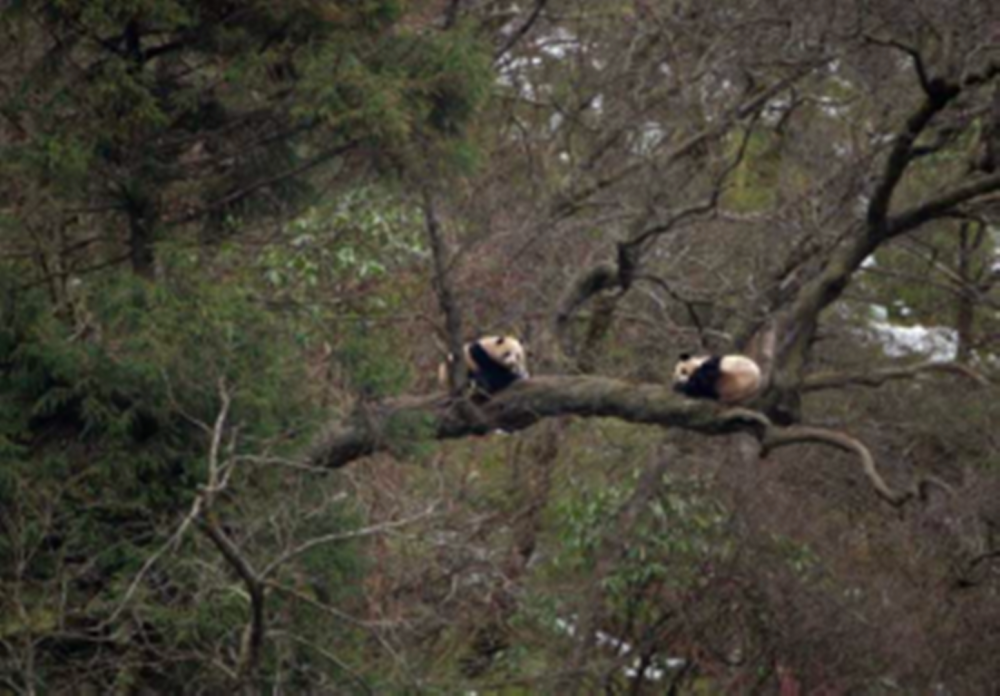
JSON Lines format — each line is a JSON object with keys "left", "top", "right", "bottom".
{"left": 679, "top": 352, "right": 691, "bottom": 361}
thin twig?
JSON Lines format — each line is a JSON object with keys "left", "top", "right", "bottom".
{"left": 803, "top": 361, "right": 990, "bottom": 392}
{"left": 260, "top": 505, "right": 438, "bottom": 579}
{"left": 494, "top": 0, "right": 550, "bottom": 62}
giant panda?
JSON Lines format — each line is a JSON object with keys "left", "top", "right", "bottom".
{"left": 672, "top": 353, "right": 762, "bottom": 404}
{"left": 438, "top": 335, "right": 530, "bottom": 397}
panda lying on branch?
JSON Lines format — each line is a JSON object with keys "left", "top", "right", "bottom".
{"left": 439, "top": 335, "right": 530, "bottom": 398}
{"left": 672, "top": 353, "right": 762, "bottom": 404}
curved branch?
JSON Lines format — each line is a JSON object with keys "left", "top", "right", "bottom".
{"left": 886, "top": 170, "right": 1000, "bottom": 239}
{"left": 803, "top": 361, "right": 990, "bottom": 392}
{"left": 634, "top": 275, "right": 709, "bottom": 348}
{"left": 863, "top": 35, "right": 933, "bottom": 98}
{"left": 552, "top": 263, "right": 621, "bottom": 358}
{"left": 761, "top": 426, "right": 908, "bottom": 505}
{"left": 199, "top": 515, "right": 265, "bottom": 680}
{"left": 867, "top": 82, "right": 959, "bottom": 233}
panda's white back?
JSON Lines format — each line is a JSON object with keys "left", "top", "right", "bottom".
{"left": 717, "top": 355, "right": 762, "bottom": 403}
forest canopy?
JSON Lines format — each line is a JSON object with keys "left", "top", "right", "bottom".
{"left": 2, "top": 0, "right": 1000, "bottom": 693}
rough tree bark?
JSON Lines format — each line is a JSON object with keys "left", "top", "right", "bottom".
{"left": 423, "top": 188, "right": 467, "bottom": 392}
{"left": 305, "top": 376, "right": 948, "bottom": 505}
{"left": 746, "top": 58, "right": 1000, "bottom": 423}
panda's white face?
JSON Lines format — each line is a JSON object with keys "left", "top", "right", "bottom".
{"left": 672, "top": 354, "right": 708, "bottom": 387}
{"left": 480, "top": 336, "right": 529, "bottom": 378}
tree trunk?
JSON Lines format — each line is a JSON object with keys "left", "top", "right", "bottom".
{"left": 127, "top": 199, "right": 157, "bottom": 281}
{"left": 955, "top": 222, "right": 980, "bottom": 364}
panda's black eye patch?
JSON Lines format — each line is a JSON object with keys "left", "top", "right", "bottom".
{"left": 503, "top": 352, "right": 511, "bottom": 358}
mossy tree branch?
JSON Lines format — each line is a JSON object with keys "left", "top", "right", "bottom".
{"left": 306, "top": 377, "right": 765, "bottom": 470}
{"left": 305, "top": 376, "right": 918, "bottom": 505}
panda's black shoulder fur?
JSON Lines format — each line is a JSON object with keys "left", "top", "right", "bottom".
{"left": 468, "top": 341, "right": 519, "bottom": 395}
{"left": 678, "top": 356, "right": 723, "bottom": 400}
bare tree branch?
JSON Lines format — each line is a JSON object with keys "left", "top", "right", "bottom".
{"left": 761, "top": 426, "right": 908, "bottom": 505}
{"left": 282, "top": 632, "right": 375, "bottom": 696}
{"left": 494, "top": 0, "right": 549, "bottom": 62}
{"left": 199, "top": 516, "right": 266, "bottom": 683}
{"left": 863, "top": 35, "right": 934, "bottom": 97}
{"left": 104, "top": 380, "right": 232, "bottom": 626}
{"left": 803, "top": 361, "right": 990, "bottom": 392}
{"left": 553, "top": 263, "right": 620, "bottom": 360}
{"left": 755, "top": 63, "right": 1000, "bottom": 421}
{"left": 104, "top": 495, "right": 206, "bottom": 626}
{"left": 260, "top": 506, "right": 438, "bottom": 580}
{"left": 886, "top": 170, "right": 1000, "bottom": 238}
{"left": 551, "top": 101, "right": 761, "bottom": 363}
{"left": 866, "top": 80, "right": 959, "bottom": 233}
{"left": 552, "top": 65, "right": 824, "bottom": 220}
{"left": 634, "top": 274, "right": 709, "bottom": 348}
{"left": 305, "top": 378, "right": 767, "bottom": 470}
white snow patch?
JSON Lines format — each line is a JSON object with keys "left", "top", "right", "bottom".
{"left": 536, "top": 27, "right": 580, "bottom": 58}
{"left": 867, "top": 321, "right": 958, "bottom": 361}
{"left": 554, "top": 617, "right": 685, "bottom": 682}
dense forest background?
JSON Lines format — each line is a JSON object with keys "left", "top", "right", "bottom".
{"left": 2, "top": 0, "right": 1000, "bottom": 693}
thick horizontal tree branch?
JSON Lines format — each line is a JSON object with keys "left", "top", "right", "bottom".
{"left": 803, "top": 361, "right": 990, "bottom": 392}
{"left": 306, "top": 377, "right": 767, "bottom": 470}
{"left": 305, "top": 377, "right": 914, "bottom": 505}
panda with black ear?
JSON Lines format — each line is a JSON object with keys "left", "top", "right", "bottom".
{"left": 438, "top": 335, "right": 530, "bottom": 397}
{"left": 672, "top": 353, "right": 762, "bottom": 404}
